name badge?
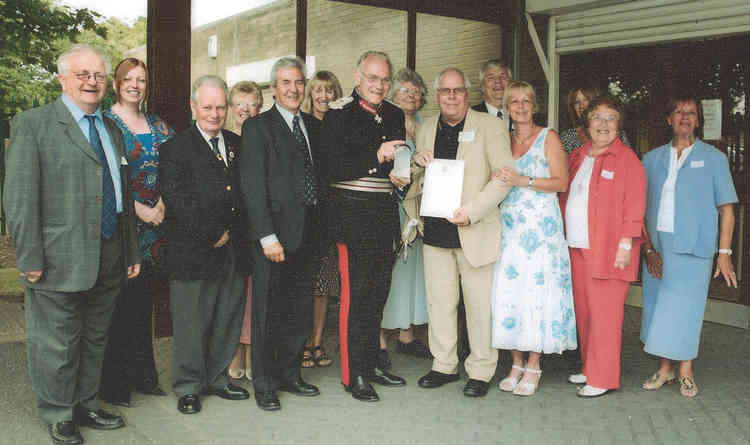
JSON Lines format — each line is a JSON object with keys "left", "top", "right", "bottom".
{"left": 690, "top": 160, "right": 704, "bottom": 168}
{"left": 120, "top": 156, "right": 128, "bottom": 166}
{"left": 458, "top": 130, "right": 475, "bottom": 142}
{"left": 601, "top": 170, "right": 614, "bottom": 180}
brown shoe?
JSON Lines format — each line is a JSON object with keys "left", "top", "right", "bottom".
{"left": 679, "top": 375, "right": 698, "bottom": 397}
{"left": 642, "top": 371, "right": 676, "bottom": 390}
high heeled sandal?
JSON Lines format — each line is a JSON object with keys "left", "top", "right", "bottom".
{"left": 301, "top": 346, "right": 315, "bottom": 368}
{"left": 642, "top": 371, "right": 676, "bottom": 390}
{"left": 679, "top": 375, "right": 698, "bottom": 397}
{"left": 313, "top": 345, "right": 333, "bottom": 367}
{"left": 498, "top": 364, "right": 525, "bottom": 392}
{"left": 512, "top": 367, "right": 542, "bottom": 397}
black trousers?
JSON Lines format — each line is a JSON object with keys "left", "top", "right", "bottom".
{"left": 100, "top": 262, "right": 161, "bottom": 404}
{"left": 251, "top": 209, "right": 317, "bottom": 393}
{"left": 338, "top": 239, "right": 396, "bottom": 385}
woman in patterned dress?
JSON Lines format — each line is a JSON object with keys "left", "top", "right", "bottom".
{"left": 100, "top": 58, "right": 175, "bottom": 405}
{"left": 491, "top": 81, "right": 576, "bottom": 397}
{"left": 301, "top": 70, "right": 343, "bottom": 368}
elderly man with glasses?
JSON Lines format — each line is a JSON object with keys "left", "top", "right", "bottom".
{"left": 404, "top": 67, "right": 513, "bottom": 398}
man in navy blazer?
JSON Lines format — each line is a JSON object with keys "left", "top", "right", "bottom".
{"left": 239, "top": 57, "right": 322, "bottom": 411}
{"left": 160, "top": 75, "right": 251, "bottom": 415}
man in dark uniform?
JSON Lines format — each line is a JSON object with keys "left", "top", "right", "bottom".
{"left": 319, "top": 50, "right": 407, "bottom": 402}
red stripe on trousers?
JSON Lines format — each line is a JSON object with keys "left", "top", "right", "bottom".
{"left": 337, "top": 242, "right": 351, "bottom": 386}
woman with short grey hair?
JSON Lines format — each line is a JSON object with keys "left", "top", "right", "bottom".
{"left": 378, "top": 67, "right": 432, "bottom": 369}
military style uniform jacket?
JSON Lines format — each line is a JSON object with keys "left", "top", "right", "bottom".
{"left": 319, "top": 89, "right": 406, "bottom": 246}
{"left": 159, "top": 125, "right": 250, "bottom": 280}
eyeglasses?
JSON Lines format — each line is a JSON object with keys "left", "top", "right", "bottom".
{"left": 590, "top": 114, "right": 618, "bottom": 123}
{"left": 396, "top": 87, "right": 422, "bottom": 97}
{"left": 361, "top": 73, "right": 391, "bottom": 86}
{"left": 73, "top": 71, "right": 107, "bottom": 83}
{"left": 437, "top": 87, "right": 468, "bottom": 96}
{"left": 673, "top": 110, "right": 697, "bottom": 118}
{"left": 233, "top": 102, "right": 260, "bottom": 109}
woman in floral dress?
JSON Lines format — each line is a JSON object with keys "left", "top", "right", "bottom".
{"left": 491, "top": 81, "right": 576, "bottom": 397}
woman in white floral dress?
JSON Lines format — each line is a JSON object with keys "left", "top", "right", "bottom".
{"left": 491, "top": 81, "right": 577, "bottom": 396}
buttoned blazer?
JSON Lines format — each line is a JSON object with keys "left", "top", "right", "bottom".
{"left": 159, "top": 125, "right": 248, "bottom": 280}
{"left": 4, "top": 97, "right": 140, "bottom": 292}
{"left": 642, "top": 139, "right": 738, "bottom": 258}
{"left": 404, "top": 108, "right": 514, "bottom": 268}
{"left": 239, "top": 106, "right": 321, "bottom": 253}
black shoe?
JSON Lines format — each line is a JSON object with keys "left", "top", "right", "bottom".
{"left": 73, "top": 408, "right": 124, "bottom": 430}
{"left": 255, "top": 391, "right": 281, "bottom": 411}
{"left": 369, "top": 368, "right": 406, "bottom": 387}
{"left": 204, "top": 383, "right": 250, "bottom": 400}
{"left": 345, "top": 376, "right": 379, "bottom": 402}
{"left": 463, "top": 379, "right": 490, "bottom": 397}
{"left": 396, "top": 339, "right": 432, "bottom": 358}
{"left": 376, "top": 349, "right": 392, "bottom": 371}
{"left": 417, "top": 370, "right": 460, "bottom": 388}
{"left": 177, "top": 394, "right": 201, "bottom": 414}
{"left": 49, "top": 421, "right": 83, "bottom": 445}
{"left": 279, "top": 378, "right": 320, "bottom": 397}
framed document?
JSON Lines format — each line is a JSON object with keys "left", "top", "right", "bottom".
{"left": 420, "top": 159, "right": 465, "bottom": 218}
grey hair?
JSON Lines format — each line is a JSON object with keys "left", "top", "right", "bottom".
{"left": 191, "top": 75, "right": 228, "bottom": 103}
{"left": 478, "top": 59, "right": 512, "bottom": 92}
{"left": 270, "top": 56, "right": 307, "bottom": 86}
{"left": 56, "top": 44, "right": 111, "bottom": 75}
{"left": 355, "top": 50, "right": 393, "bottom": 77}
{"left": 389, "top": 68, "right": 428, "bottom": 110}
{"left": 433, "top": 67, "right": 471, "bottom": 91}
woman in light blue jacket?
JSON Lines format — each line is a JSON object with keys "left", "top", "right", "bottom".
{"left": 640, "top": 94, "right": 738, "bottom": 397}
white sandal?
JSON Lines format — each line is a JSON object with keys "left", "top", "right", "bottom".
{"left": 498, "top": 364, "right": 525, "bottom": 392}
{"left": 513, "top": 367, "right": 542, "bottom": 396}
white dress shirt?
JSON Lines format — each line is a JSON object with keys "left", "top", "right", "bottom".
{"left": 656, "top": 144, "right": 694, "bottom": 233}
{"left": 565, "top": 155, "right": 596, "bottom": 249}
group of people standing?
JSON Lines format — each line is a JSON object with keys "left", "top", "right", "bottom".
{"left": 3, "top": 42, "right": 739, "bottom": 445}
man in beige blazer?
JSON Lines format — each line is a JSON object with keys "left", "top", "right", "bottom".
{"left": 399, "top": 67, "right": 513, "bottom": 397}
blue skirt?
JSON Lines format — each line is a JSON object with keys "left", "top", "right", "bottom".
{"left": 640, "top": 231, "right": 713, "bottom": 360}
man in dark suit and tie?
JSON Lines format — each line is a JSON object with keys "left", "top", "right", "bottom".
{"left": 239, "top": 57, "right": 322, "bottom": 411}
{"left": 472, "top": 59, "right": 513, "bottom": 123}
{"left": 159, "top": 75, "right": 250, "bottom": 415}
{"left": 4, "top": 44, "right": 141, "bottom": 445}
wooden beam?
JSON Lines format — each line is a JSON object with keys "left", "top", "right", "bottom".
{"left": 147, "top": 0, "right": 191, "bottom": 132}
{"left": 407, "top": 3, "right": 416, "bottom": 70}
{"left": 296, "top": 0, "right": 307, "bottom": 61}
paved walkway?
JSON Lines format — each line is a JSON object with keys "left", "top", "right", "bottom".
{"left": 1, "top": 302, "right": 749, "bottom": 445}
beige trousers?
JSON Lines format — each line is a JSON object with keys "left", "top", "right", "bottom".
{"left": 423, "top": 244, "right": 498, "bottom": 382}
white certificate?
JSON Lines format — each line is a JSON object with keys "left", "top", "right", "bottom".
{"left": 420, "top": 159, "right": 465, "bottom": 219}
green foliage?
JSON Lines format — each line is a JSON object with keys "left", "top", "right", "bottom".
{"left": 0, "top": 0, "right": 146, "bottom": 120}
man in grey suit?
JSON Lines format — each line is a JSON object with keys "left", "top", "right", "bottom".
{"left": 4, "top": 44, "right": 141, "bottom": 445}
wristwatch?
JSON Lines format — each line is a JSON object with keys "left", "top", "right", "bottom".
{"left": 528, "top": 177, "right": 534, "bottom": 187}
{"left": 718, "top": 248, "right": 732, "bottom": 255}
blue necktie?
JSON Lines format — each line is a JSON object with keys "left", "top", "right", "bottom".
{"left": 85, "top": 115, "right": 117, "bottom": 239}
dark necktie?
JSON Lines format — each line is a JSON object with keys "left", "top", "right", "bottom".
{"left": 497, "top": 110, "right": 503, "bottom": 119}
{"left": 209, "top": 136, "right": 221, "bottom": 160}
{"left": 85, "top": 115, "right": 117, "bottom": 239}
{"left": 292, "top": 115, "right": 317, "bottom": 205}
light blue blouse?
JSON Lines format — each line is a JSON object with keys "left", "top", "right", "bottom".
{"left": 642, "top": 139, "right": 738, "bottom": 258}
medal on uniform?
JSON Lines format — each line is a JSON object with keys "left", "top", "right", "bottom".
{"left": 358, "top": 99, "right": 383, "bottom": 125}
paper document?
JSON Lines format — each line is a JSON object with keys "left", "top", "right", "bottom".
{"left": 419, "top": 159, "right": 465, "bottom": 219}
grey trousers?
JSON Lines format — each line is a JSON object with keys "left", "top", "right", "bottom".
{"left": 26, "top": 233, "right": 123, "bottom": 424}
{"left": 169, "top": 253, "right": 246, "bottom": 397}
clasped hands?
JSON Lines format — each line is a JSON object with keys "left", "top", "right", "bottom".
{"left": 135, "top": 198, "right": 165, "bottom": 226}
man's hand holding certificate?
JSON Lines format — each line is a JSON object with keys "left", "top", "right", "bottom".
{"left": 418, "top": 155, "right": 466, "bottom": 221}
